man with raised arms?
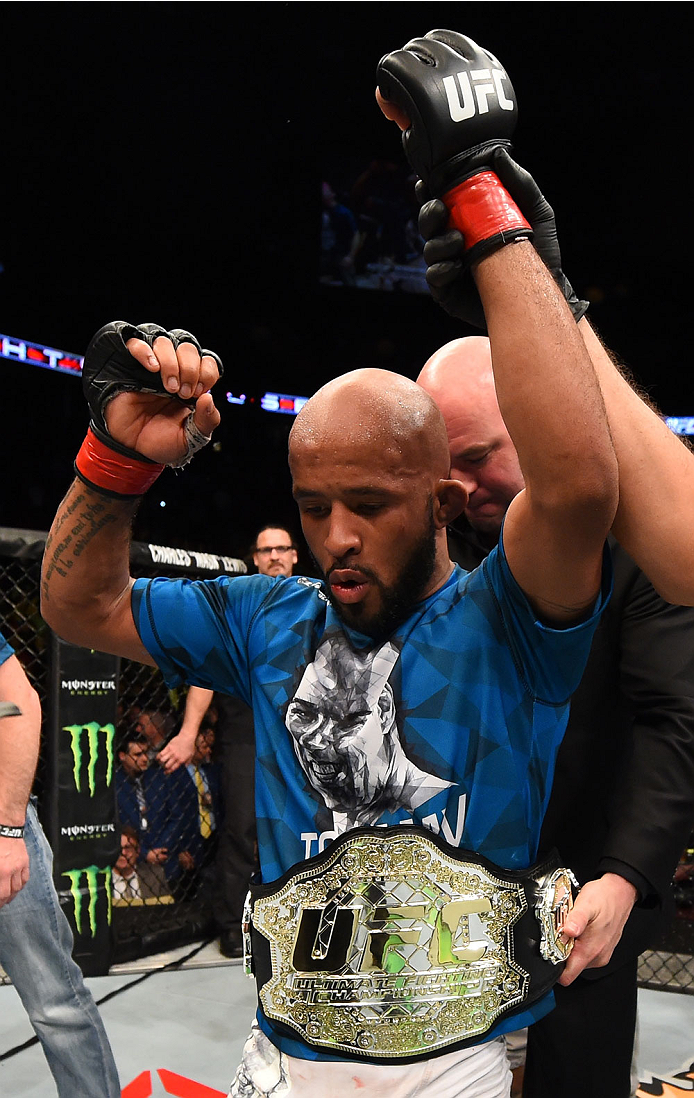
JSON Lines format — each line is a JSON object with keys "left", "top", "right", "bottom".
{"left": 41, "top": 31, "right": 619, "bottom": 1098}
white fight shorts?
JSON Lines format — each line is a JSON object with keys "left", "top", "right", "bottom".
{"left": 229, "top": 1022, "right": 511, "bottom": 1098}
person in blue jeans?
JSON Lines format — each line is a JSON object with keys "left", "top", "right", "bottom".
{"left": 0, "top": 630, "right": 121, "bottom": 1097}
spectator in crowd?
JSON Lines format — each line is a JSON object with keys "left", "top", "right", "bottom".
{"left": 320, "top": 182, "right": 359, "bottom": 287}
{"left": 167, "top": 728, "right": 222, "bottom": 900}
{"left": 674, "top": 836, "right": 694, "bottom": 919}
{"left": 0, "top": 631, "right": 121, "bottom": 1097}
{"left": 158, "top": 523, "right": 299, "bottom": 955}
{"left": 115, "top": 735, "right": 175, "bottom": 870}
{"left": 252, "top": 524, "right": 298, "bottom": 578}
{"left": 135, "top": 707, "right": 170, "bottom": 762}
{"left": 112, "top": 825, "right": 173, "bottom": 906}
{"left": 349, "top": 158, "right": 417, "bottom": 271}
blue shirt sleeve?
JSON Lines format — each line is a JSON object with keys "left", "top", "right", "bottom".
{"left": 131, "top": 573, "right": 276, "bottom": 702}
{"left": 483, "top": 530, "right": 612, "bottom": 706}
{"left": 0, "top": 631, "right": 14, "bottom": 668}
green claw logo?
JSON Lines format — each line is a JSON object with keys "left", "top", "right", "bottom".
{"left": 64, "top": 723, "right": 115, "bottom": 796}
{"left": 62, "top": 865, "right": 112, "bottom": 937}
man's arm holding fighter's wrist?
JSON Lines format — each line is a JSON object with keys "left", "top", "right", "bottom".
{"left": 577, "top": 317, "right": 694, "bottom": 604}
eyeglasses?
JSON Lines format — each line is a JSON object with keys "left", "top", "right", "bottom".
{"left": 255, "top": 545, "right": 294, "bottom": 555}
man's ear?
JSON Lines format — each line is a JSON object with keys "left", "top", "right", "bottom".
{"left": 433, "top": 479, "right": 468, "bottom": 528}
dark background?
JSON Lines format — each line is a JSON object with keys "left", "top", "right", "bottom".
{"left": 2, "top": 4, "right": 689, "bottom": 568}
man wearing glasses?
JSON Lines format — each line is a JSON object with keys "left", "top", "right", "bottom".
{"left": 252, "top": 526, "right": 298, "bottom": 579}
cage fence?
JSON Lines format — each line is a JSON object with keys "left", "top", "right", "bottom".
{"left": 1, "top": 528, "right": 245, "bottom": 975}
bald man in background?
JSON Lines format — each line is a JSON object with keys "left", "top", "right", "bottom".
{"left": 418, "top": 337, "right": 694, "bottom": 1098}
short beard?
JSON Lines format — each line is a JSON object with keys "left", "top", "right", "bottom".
{"left": 317, "top": 507, "right": 438, "bottom": 640}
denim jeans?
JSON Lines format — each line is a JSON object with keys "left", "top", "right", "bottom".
{"left": 0, "top": 801, "right": 121, "bottom": 1097}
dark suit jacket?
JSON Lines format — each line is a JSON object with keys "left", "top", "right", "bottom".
{"left": 166, "top": 761, "right": 223, "bottom": 878}
{"left": 115, "top": 765, "right": 179, "bottom": 860}
{"left": 448, "top": 527, "right": 694, "bottom": 976}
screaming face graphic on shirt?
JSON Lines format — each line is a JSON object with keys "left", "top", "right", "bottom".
{"left": 285, "top": 634, "right": 453, "bottom": 829}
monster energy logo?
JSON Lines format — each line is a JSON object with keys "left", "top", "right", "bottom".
{"left": 64, "top": 723, "right": 115, "bottom": 796}
{"left": 62, "top": 865, "right": 112, "bottom": 937}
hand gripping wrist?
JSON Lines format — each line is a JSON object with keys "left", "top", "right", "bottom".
{"left": 443, "top": 171, "right": 531, "bottom": 264}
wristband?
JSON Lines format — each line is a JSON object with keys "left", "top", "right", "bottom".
{"left": 75, "top": 427, "right": 164, "bottom": 499}
{"left": 443, "top": 171, "right": 532, "bottom": 263}
{"left": 0, "top": 823, "right": 24, "bottom": 839}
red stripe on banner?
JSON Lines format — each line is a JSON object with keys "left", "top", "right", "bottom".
{"left": 120, "top": 1071, "right": 152, "bottom": 1098}
{"left": 157, "top": 1068, "right": 227, "bottom": 1097}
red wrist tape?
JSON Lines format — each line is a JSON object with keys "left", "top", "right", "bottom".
{"left": 75, "top": 428, "right": 164, "bottom": 497}
{"left": 443, "top": 171, "right": 531, "bottom": 254}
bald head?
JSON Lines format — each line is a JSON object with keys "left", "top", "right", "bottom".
{"left": 288, "top": 368, "right": 467, "bottom": 636}
{"left": 418, "top": 337, "right": 497, "bottom": 415}
{"left": 289, "top": 368, "right": 451, "bottom": 481}
{"left": 417, "top": 338, "right": 525, "bottom": 541}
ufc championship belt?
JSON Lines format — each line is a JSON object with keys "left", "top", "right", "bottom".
{"left": 244, "top": 826, "right": 577, "bottom": 1063}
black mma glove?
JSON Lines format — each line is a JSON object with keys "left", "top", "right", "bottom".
{"left": 377, "top": 30, "right": 532, "bottom": 264}
{"left": 76, "top": 321, "right": 223, "bottom": 497}
{"left": 419, "top": 150, "right": 589, "bottom": 328}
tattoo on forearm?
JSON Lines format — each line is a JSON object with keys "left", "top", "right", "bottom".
{"left": 42, "top": 492, "right": 119, "bottom": 602}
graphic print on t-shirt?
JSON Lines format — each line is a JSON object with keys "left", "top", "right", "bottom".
{"left": 284, "top": 632, "right": 454, "bottom": 834}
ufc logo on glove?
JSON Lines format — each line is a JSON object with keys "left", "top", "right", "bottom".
{"left": 443, "top": 68, "right": 514, "bottom": 122}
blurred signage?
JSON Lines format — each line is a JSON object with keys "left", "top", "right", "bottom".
{"left": 1, "top": 332, "right": 83, "bottom": 375}
{"left": 260, "top": 392, "right": 309, "bottom": 416}
{"left": 224, "top": 390, "right": 309, "bottom": 416}
{"left": 5, "top": 330, "right": 692, "bottom": 431}
{"left": 665, "top": 417, "right": 694, "bottom": 436}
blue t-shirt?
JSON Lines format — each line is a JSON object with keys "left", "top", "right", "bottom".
{"left": 132, "top": 538, "right": 610, "bottom": 1058}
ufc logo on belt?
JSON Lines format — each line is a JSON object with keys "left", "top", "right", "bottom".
{"left": 443, "top": 68, "right": 514, "bottom": 122}
{"left": 295, "top": 896, "right": 493, "bottom": 974}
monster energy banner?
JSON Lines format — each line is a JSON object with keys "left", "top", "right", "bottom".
{"left": 46, "top": 635, "right": 120, "bottom": 975}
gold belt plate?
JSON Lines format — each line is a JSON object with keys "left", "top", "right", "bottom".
{"left": 253, "top": 831, "right": 530, "bottom": 1058}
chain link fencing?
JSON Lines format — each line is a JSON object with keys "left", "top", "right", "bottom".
{"left": 1, "top": 526, "right": 693, "bottom": 990}
{"left": 1, "top": 528, "right": 245, "bottom": 972}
